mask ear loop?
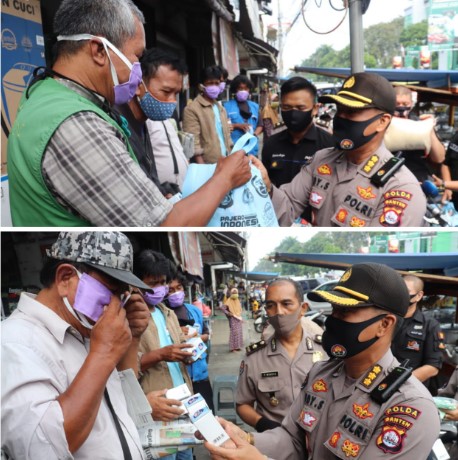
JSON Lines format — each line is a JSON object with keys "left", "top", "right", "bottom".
{"left": 57, "top": 34, "right": 129, "bottom": 87}
{"left": 61, "top": 269, "right": 94, "bottom": 330}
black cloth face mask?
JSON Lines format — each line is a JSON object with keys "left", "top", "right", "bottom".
{"left": 322, "top": 314, "right": 387, "bottom": 359}
{"left": 281, "top": 109, "right": 313, "bottom": 132}
{"left": 333, "top": 113, "right": 383, "bottom": 151}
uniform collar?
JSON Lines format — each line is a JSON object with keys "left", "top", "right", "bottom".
{"left": 411, "top": 307, "right": 424, "bottom": 323}
{"left": 286, "top": 123, "right": 318, "bottom": 143}
{"left": 267, "top": 321, "right": 312, "bottom": 356}
{"left": 16, "top": 292, "right": 79, "bottom": 344}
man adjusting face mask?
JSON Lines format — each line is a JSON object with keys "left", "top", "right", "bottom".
{"left": 57, "top": 34, "right": 142, "bottom": 105}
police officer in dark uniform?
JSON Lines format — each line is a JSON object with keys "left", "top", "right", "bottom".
{"left": 261, "top": 77, "right": 334, "bottom": 188}
{"left": 391, "top": 275, "right": 445, "bottom": 388}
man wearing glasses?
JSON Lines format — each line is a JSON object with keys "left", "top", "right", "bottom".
{"left": 391, "top": 275, "right": 445, "bottom": 388}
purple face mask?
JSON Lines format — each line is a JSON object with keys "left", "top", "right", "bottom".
{"left": 73, "top": 273, "right": 112, "bottom": 322}
{"left": 144, "top": 285, "right": 169, "bottom": 306}
{"left": 204, "top": 85, "right": 221, "bottom": 100}
{"left": 236, "top": 90, "right": 250, "bottom": 102}
{"left": 219, "top": 81, "right": 226, "bottom": 94}
{"left": 114, "top": 62, "right": 142, "bottom": 105}
{"left": 56, "top": 34, "right": 142, "bottom": 105}
{"left": 167, "top": 290, "right": 186, "bottom": 308}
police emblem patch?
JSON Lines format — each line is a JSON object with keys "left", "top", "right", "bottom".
{"left": 353, "top": 402, "right": 374, "bottom": 419}
{"left": 329, "top": 431, "right": 341, "bottom": 448}
{"left": 312, "top": 378, "right": 328, "bottom": 392}
{"left": 341, "top": 439, "right": 360, "bottom": 458}
{"left": 376, "top": 425, "right": 407, "bottom": 454}
{"left": 300, "top": 410, "right": 317, "bottom": 427}
{"left": 331, "top": 344, "right": 347, "bottom": 358}
{"left": 317, "top": 164, "right": 332, "bottom": 175}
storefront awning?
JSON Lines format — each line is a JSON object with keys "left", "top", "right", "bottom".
{"left": 269, "top": 253, "right": 458, "bottom": 296}
{"left": 203, "top": 232, "right": 246, "bottom": 270}
{"left": 229, "top": 271, "right": 279, "bottom": 282}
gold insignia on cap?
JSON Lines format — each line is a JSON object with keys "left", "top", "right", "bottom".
{"left": 340, "top": 269, "right": 352, "bottom": 282}
{"left": 344, "top": 76, "right": 355, "bottom": 88}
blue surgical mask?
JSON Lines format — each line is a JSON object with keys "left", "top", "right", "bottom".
{"left": 138, "top": 88, "right": 176, "bottom": 121}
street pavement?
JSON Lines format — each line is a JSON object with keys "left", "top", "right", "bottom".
{"left": 194, "top": 308, "right": 258, "bottom": 459}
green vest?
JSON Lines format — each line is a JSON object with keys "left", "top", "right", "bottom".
{"left": 8, "top": 77, "right": 138, "bottom": 226}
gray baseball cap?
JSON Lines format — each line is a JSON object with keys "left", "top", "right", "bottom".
{"left": 47, "top": 231, "right": 151, "bottom": 290}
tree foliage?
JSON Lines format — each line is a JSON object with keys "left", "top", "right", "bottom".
{"left": 297, "top": 16, "right": 426, "bottom": 74}
{"left": 252, "top": 232, "right": 386, "bottom": 276}
{"left": 400, "top": 20, "right": 428, "bottom": 48}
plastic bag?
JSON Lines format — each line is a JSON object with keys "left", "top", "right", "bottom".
{"left": 181, "top": 133, "right": 279, "bottom": 227}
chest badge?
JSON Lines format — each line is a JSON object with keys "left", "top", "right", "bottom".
{"left": 350, "top": 216, "right": 366, "bottom": 227}
{"left": 269, "top": 396, "right": 279, "bottom": 407}
{"left": 310, "top": 191, "right": 324, "bottom": 206}
{"left": 329, "top": 431, "right": 341, "bottom": 448}
{"left": 353, "top": 402, "right": 374, "bottom": 419}
{"left": 406, "top": 340, "right": 420, "bottom": 351}
{"left": 312, "top": 351, "right": 323, "bottom": 363}
{"left": 341, "top": 439, "right": 360, "bottom": 458}
{"left": 312, "top": 378, "right": 328, "bottom": 392}
{"left": 300, "top": 410, "right": 317, "bottom": 427}
{"left": 317, "top": 164, "right": 332, "bottom": 175}
{"left": 357, "top": 185, "right": 376, "bottom": 200}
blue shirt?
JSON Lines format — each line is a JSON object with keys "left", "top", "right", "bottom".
{"left": 212, "top": 103, "right": 227, "bottom": 156}
{"left": 150, "top": 308, "right": 184, "bottom": 387}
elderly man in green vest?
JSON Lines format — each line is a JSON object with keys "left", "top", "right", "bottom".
{"left": 7, "top": 0, "right": 250, "bottom": 227}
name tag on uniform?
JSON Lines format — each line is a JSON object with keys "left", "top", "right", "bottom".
{"left": 261, "top": 371, "right": 279, "bottom": 378}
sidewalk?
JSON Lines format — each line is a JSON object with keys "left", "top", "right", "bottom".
{"left": 194, "top": 310, "right": 259, "bottom": 459}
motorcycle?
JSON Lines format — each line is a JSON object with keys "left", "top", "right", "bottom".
{"left": 254, "top": 305, "right": 269, "bottom": 333}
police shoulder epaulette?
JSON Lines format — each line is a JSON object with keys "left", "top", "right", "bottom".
{"left": 314, "top": 334, "right": 322, "bottom": 344}
{"left": 246, "top": 340, "right": 267, "bottom": 356}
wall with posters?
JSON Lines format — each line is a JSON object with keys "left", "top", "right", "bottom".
{"left": 1, "top": 0, "right": 46, "bottom": 225}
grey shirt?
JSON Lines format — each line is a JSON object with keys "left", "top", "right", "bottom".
{"left": 237, "top": 321, "right": 325, "bottom": 425}
{"left": 254, "top": 349, "right": 439, "bottom": 460}
{"left": 271, "top": 143, "right": 427, "bottom": 227}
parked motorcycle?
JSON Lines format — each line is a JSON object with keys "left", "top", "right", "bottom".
{"left": 254, "top": 305, "right": 269, "bottom": 333}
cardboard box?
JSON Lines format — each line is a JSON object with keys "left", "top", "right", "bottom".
{"left": 183, "top": 393, "right": 229, "bottom": 446}
{"left": 186, "top": 337, "right": 207, "bottom": 362}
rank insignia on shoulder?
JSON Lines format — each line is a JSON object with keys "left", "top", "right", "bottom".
{"left": 360, "top": 364, "right": 383, "bottom": 389}
{"left": 306, "top": 337, "right": 314, "bottom": 350}
{"left": 246, "top": 340, "right": 267, "bottom": 356}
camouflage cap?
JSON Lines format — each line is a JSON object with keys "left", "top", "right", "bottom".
{"left": 47, "top": 231, "right": 151, "bottom": 290}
